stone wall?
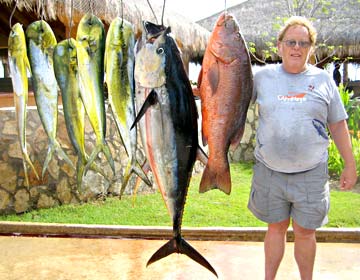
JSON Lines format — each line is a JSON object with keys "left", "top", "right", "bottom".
{"left": 0, "top": 102, "right": 257, "bottom": 215}
{"left": 0, "top": 105, "right": 154, "bottom": 215}
{"left": 230, "top": 103, "right": 258, "bottom": 162}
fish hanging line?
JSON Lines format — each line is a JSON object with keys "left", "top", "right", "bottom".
{"left": 120, "top": 0, "right": 124, "bottom": 28}
{"left": 68, "top": 0, "right": 74, "bottom": 40}
{"left": 161, "top": 0, "right": 166, "bottom": 26}
{"left": 146, "top": 0, "right": 158, "bottom": 24}
{"left": 9, "top": 0, "right": 18, "bottom": 28}
{"left": 89, "top": 0, "right": 94, "bottom": 15}
{"left": 37, "top": 0, "right": 45, "bottom": 35}
{"left": 146, "top": 0, "right": 166, "bottom": 25}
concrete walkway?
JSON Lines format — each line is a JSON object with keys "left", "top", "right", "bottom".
{"left": 1, "top": 235, "right": 360, "bottom": 279}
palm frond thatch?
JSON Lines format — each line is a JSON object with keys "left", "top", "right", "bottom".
{"left": 0, "top": 0, "right": 210, "bottom": 63}
{"left": 198, "top": 0, "right": 360, "bottom": 64}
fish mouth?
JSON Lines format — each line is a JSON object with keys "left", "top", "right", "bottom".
{"left": 143, "top": 21, "right": 167, "bottom": 42}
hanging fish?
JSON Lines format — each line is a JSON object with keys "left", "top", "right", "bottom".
{"left": 105, "top": 17, "right": 151, "bottom": 195}
{"left": 197, "top": 13, "right": 253, "bottom": 194}
{"left": 8, "top": 23, "right": 39, "bottom": 186}
{"left": 133, "top": 25, "right": 218, "bottom": 277}
{"left": 53, "top": 38, "right": 107, "bottom": 190}
{"left": 26, "top": 20, "right": 75, "bottom": 178}
{"left": 76, "top": 13, "right": 115, "bottom": 175}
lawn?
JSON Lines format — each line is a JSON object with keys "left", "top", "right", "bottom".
{"left": 1, "top": 163, "right": 359, "bottom": 228}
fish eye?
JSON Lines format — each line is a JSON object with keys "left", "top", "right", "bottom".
{"left": 156, "top": 47, "right": 164, "bottom": 54}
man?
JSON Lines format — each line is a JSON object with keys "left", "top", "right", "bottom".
{"left": 248, "top": 16, "right": 357, "bottom": 280}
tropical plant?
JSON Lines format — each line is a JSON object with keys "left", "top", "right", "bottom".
{"left": 328, "top": 85, "right": 360, "bottom": 178}
{"left": 328, "top": 136, "right": 360, "bottom": 178}
{"left": 338, "top": 84, "right": 360, "bottom": 138}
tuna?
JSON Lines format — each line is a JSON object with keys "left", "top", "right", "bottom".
{"left": 197, "top": 13, "right": 253, "bottom": 194}
{"left": 8, "top": 23, "right": 39, "bottom": 186}
{"left": 133, "top": 25, "right": 217, "bottom": 277}
{"left": 26, "top": 20, "right": 75, "bottom": 178}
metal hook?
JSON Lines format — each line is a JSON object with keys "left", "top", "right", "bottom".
{"left": 9, "top": 0, "right": 18, "bottom": 28}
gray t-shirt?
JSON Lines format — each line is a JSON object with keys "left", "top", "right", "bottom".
{"left": 253, "top": 64, "right": 347, "bottom": 173}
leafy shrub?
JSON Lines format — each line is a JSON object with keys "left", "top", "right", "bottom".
{"left": 328, "top": 136, "right": 360, "bottom": 178}
{"left": 338, "top": 84, "right": 360, "bottom": 138}
{"left": 328, "top": 85, "right": 360, "bottom": 178}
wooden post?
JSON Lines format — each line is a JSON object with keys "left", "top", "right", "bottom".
{"left": 343, "top": 60, "right": 349, "bottom": 83}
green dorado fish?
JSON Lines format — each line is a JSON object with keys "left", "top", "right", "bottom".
{"left": 53, "top": 38, "right": 107, "bottom": 190}
{"left": 8, "top": 23, "right": 39, "bottom": 186}
{"left": 26, "top": 20, "right": 75, "bottom": 178}
{"left": 76, "top": 13, "right": 115, "bottom": 175}
{"left": 105, "top": 17, "right": 151, "bottom": 195}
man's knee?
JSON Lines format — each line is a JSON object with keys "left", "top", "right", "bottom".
{"left": 268, "top": 218, "right": 291, "bottom": 235}
{"left": 293, "top": 221, "right": 316, "bottom": 239}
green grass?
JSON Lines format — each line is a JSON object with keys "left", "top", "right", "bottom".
{"left": 1, "top": 163, "right": 359, "bottom": 228}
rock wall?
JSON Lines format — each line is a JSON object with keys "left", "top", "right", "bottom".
{"left": 0, "top": 105, "right": 154, "bottom": 215}
{"left": 0, "top": 102, "right": 257, "bottom": 215}
{"left": 230, "top": 103, "right": 258, "bottom": 162}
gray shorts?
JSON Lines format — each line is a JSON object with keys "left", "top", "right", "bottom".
{"left": 248, "top": 161, "right": 330, "bottom": 229}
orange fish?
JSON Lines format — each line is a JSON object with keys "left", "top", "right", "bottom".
{"left": 198, "top": 13, "right": 253, "bottom": 194}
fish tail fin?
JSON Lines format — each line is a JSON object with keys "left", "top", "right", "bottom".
{"left": 54, "top": 139, "right": 75, "bottom": 170}
{"left": 22, "top": 160, "right": 30, "bottom": 187}
{"left": 84, "top": 145, "right": 101, "bottom": 175}
{"left": 131, "top": 161, "right": 151, "bottom": 206}
{"left": 119, "top": 161, "right": 132, "bottom": 198}
{"left": 76, "top": 155, "right": 86, "bottom": 191}
{"left": 22, "top": 150, "right": 39, "bottom": 182}
{"left": 102, "top": 142, "right": 115, "bottom": 175}
{"left": 199, "top": 158, "right": 231, "bottom": 194}
{"left": 147, "top": 237, "right": 218, "bottom": 278}
{"left": 88, "top": 161, "right": 108, "bottom": 178}
{"left": 42, "top": 143, "right": 56, "bottom": 179}
{"left": 119, "top": 159, "right": 152, "bottom": 198}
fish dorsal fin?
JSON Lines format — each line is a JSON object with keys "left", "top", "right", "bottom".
{"left": 131, "top": 89, "right": 158, "bottom": 130}
{"left": 207, "top": 62, "right": 219, "bottom": 94}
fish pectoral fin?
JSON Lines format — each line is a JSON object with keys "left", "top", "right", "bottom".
{"left": 131, "top": 89, "right": 158, "bottom": 130}
{"left": 147, "top": 237, "right": 218, "bottom": 278}
{"left": 207, "top": 62, "right": 219, "bottom": 94}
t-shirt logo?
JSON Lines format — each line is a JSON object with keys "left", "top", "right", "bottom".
{"left": 278, "top": 92, "right": 307, "bottom": 102}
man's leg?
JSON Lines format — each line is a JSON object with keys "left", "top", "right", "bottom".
{"left": 293, "top": 221, "right": 316, "bottom": 280}
{"left": 265, "top": 218, "right": 290, "bottom": 280}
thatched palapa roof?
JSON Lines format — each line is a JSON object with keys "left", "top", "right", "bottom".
{"left": 198, "top": 0, "right": 360, "bottom": 65}
{"left": 0, "top": 0, "right": 210, "bottom": 65}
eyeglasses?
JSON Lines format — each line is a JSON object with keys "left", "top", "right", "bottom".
{"left": 282, "top": 39, "right": 312, "bottom": 48}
